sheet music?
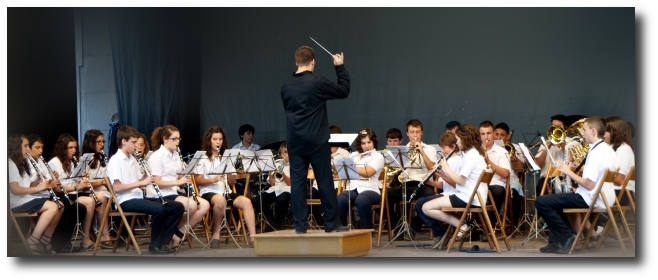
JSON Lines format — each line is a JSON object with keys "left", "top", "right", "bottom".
{"left": 329, "top": 133, "right": 358, "bottom": 147}
{"left": 384, "top": 145, "right": 421, "bottom": 169}
{"left": 180, "top": 151, "right": 207, "bottom": 175}
{"left": 238, "top": 150, "right": 261, "bottom": 173}
{"left": 428, "top": 144, "right": 443, "bottom": 158}
{"left": 333, "top": 157, "right": 361, "bottom": 180}
{"left": 209, "top": 150, "right": 239, "bottom": 175}
{"left": 68, "top": 153, "right": 94, "bottom": 178}
{"left": 255, "top": 149, "right": 277, "bottom": 172}
{"left": 518, "top": 143, "right": 540, "bottom": 171}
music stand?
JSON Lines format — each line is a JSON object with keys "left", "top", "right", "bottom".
{"left": 175, "top": 151, "right": 209, "bottom": 254}
{"left": 62, "top": 153, "right": 94, "bottom": 253}
{"left": 205, "top": 149, "right": 245, "bottom": 249}
{"left": 250, "top": 149, "right": 278, "bottom": 233}
{"left": 334, "top": 156, "right": 362, "bottom": 230}
{"left": 381, "top": 146, "right": 422, "bottom": 249}
{"left": 518, "top": 140, "right": 551, "bottom": 245}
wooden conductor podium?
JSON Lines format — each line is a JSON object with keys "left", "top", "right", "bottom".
{"left": 253, "top": 229, "right": 374, "bottom": 257}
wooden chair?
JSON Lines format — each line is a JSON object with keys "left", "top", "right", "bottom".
{"left": 374, "top": 165, "right": 393, "bottom": 246}
{"left": 9, "top": 210, "right": 39, "bottom": 254}
{"left": 495, "top": 177, "right": 514, "bottom": 240}
{"left": 189, "top": 176, "right": 212, "bottom": 245}
{"left": 92, "top": 177, "right": 149, "bottom": 255}
{"left": 594, "top": 166, "right": 635, "bottom": 252}
{"left": 563, "top": 168, "right": 633, "bottom": 254}
{"left": 441, "top": 170, "right": 511, "bottom": 253}
{"left": 227, "top": 173, "right": 251, "bottom": 246}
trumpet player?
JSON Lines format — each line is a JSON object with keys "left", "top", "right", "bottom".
{"left": 81, "top": 129, "right": 112, "bottom": 246}
{"left": 149, "top": 125, "right": 210, "bottom": 249}
{"left": 194, "top": 126, "right": 256, "bottom": 248}
{"left": 107, "top": 126, "right": 184, "bottom": 254}
{"left": 336, "top": 128, "right": 385, "bottom": 229}
{"left": 9, "top": 134, "right": 64, "bottom": 255}
{"left": 254, "top": 142, "right": 292, "bottom": 231}
{"left": 48, "top": 133, "right": 97, "bottom": 251}
{"left": 387, "top": 119, "right": 438, "bottom": 238}
{"left": 534, "top": 114, "right": 568, "bottom": 196}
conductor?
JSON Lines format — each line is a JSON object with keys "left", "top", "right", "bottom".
{"left": 280, "top": 45, "right": 350, "bottom": 234}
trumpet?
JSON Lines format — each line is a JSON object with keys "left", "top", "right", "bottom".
{"left": 27, "top": 153, "right": 63, "bottom": 209}
{"left": 273, "top": 159, "right": 285, "bottom": 183}
{"left": 134, "top": 151, "right": 167, "bottom": 204}
{"left": 177, "top": 147, "right": 199, "bottom": 205}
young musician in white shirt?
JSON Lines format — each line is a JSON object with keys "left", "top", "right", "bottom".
{"left": 148, "top": 125, "right": 210, "bottom": 249}
{"left": 106, "top": 125, "right": 184, "bottom": 254}
{"left": 9, "top": 134, "right": 64, "bottom": 255}
{"left": 335, "top": 128, "right": 385, "bottom": 229}
{"left": 194, "top": 126, "right": 257, "bottom": 248}
{"left": 604, "top": 116, "right": 635, "bottom": 204}
{"left": 81, "top": 129, "right": 112, "bottom": 245}
{"left": 232, "top": 124, "right": 261, "bottom": 151}
{"left": 255, "top": 142, "right": 292, "bottom": 231}
{"left": 48, "top": 133, "right": 96, "bottom": 250}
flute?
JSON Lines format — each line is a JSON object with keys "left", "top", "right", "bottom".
{"left": 27, "top": 153, "right": 63, "bottom": 209}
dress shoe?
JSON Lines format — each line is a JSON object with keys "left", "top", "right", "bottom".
{"left": 159, "top": 244, "right": 176, "bottom": 253}
{"left": 149, "top": 244, "right": 170, "bottom": 255}
{"left": 539, "top": 242, "right": 562, "bottom": 253}
{"left": 325, "top": 225, "right": 349, "bottom": 233}
{"left": 295, "top": 228, "right": 307, "bottom": 234}
{"left": 556, "top": 234, "right": 577, "bottom": 254}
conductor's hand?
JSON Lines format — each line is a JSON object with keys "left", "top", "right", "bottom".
{"left": 332, "top": 52, "right": 344, "bottom": 66}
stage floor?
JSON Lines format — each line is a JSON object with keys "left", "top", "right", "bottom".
{"left": 8, "top": 229, "right": 635, "bottom": 258}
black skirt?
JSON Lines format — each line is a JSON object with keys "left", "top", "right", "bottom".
{"left": 11, "top": 198, "right": 49, "bottom": 214}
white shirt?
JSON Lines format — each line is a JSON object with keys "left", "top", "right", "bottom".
{"left": 440, "top": 155, "right": 462, "bottom": 195}
{"left": 87, "top": 159, "right": 110, "bottom": 198}
{"left": 403, "top": 142, "right": 438, "bottom": 182}
{"left": 344, "top": 150, "right": 385, "bottom": 195}
{"left": 453, "top": 148, "right": 488, "bottom": 207}
{"left": 535, "top": 144, "right": 565, "bottom": 178}
{"left": 575, "top": 140, "right": 618, "bottom": 209}
{"left": 147, "top": 145, "right": 183, "bottom": 197}
{"left": 613, "top": 143, "right": 635, "bottom": 192}
{"left": 28, "top": 156, "right": 54, "bottom": 198}
{"left": 9, "top": 159, "right": 38, "bottom": 208}
{"left": 486, "top": 144, "right": 512, "bottom": 187}
{"left": 48, "top": 157, "right": 81, "bottom": 191}
{"left": 266, "top": 160, "right": 291, "bottom": 196}
{"left": 106, "top": 149, "right": 144, "bottom": 204}
{"left": 196, "top": 156, "right": 233, "bottom": 196}
{"left": 232, "top": 142, "right": 261, "bottom": 151}
{"left": 332, "top": 147, "right": 350, "bottom": 159}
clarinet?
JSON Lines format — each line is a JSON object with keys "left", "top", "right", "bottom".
{"left": 177, "top": 147, "right": 200, "bottom": 205}
{"left": 409, "top": 148, "right": 456, "bottom": 201}
{"left": 27, "top": 153, "right": 63, "bottom": 209}
{"left": 44, "top": 156, "right": 75, "bottom": 205}
{"left": 85, "top": 157, "right": 102, "bottom": 207}
{"left": 134, "top": 151, "right": 167, "bottom": 205}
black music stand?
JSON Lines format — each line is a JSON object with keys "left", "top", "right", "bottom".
{"left": 208, "top": 149, "right": 244, "bottom": 249}
{"left": 246, "top": 149, "right": 278, "bottom": 233}
{"left": 175, "top": 151, "right": 209, "bottom": 254}
{"left": 334, "top": 156, "right": 363, "bottom": 230}
{"left": 63, "top": 152, "right": 94, "bottom": 253}
{"left": 519, "top": 138, "right": 552, "bottom": 246}
{"left": 381, "top": 146, "right": 423, "bottom": 249}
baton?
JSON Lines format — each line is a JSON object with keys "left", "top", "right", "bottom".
{"left": 309, "top": 37, "right": 333, "bottom": 56}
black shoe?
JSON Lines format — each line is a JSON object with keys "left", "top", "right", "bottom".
{"left": 295, "top": 228, "right": 307, "bottom": 234}
{"left": 325, "top": 225, "right": 349, "bottom": 233}
{"left": 159, "top": 244, "right": 175, "bottom": 253}
{"left": 556, "top": 234, "right": 577, "bottom": 254}
{"left": 149, "top": 244, "right": 170, "bottom": 255}
{"left": 539, "top": 242, "right": 562, "bottom": 253}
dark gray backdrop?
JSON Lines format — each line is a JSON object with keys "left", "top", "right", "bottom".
{"left": 200, "top": 7, "right": 635, "bottom": 149}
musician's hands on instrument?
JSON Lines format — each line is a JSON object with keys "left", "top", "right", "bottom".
{"left": 332, "top": 52, "right": 344, "bottom": 66}
{"left": 139, "top": 175, "right": 154, "bottom": 187}
{"left": 215, "top": 175, "right": 224, "bottom": 183}
{"left": 558, "top": 163, "right": 573, "bottom": 176}
{"left": 177, "top": 175, "right": 191, "bottom": 185}
{"left": 78, "top": 178, "right": 91, "bottom": 190}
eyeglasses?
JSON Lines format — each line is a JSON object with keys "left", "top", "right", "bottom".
{"left": 96, "top": 140, "right": 106, "bottom": 144}
{"left": 169, "top": 137, "right": 182, "bottom": 141}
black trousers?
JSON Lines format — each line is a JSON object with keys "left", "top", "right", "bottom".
{"left": 289, "top": 142, "right": 340, "bottom": 232}
{"left": 487, "top": 184, "right": 506, "bottom": 227}
{"left": 535, "top": 193, "right": 588, "bottom": 243}
{"left": 254, "top": 191, "right": 291, "bottom": 228}
{"left": 121, "top": 198, "right": 184, "bottom": 247}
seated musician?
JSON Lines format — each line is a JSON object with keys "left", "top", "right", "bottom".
{"left": 106, "top": 125, "right": 184, "bottom": 254}
{"left": 534, "top": 114, "right": 568, "bottom": 196}
{"left": 535, "top": 116, "right": 618, "bottom": 254}
{"left": 479, "top": 121, "right": 511, "bottom": 231}
{"left": 383, "top": 127, "right": 403, "bottom": 189}
{"left": 81, "top": 129, "right": 112, "bottom": 246}
{"left": 604, "top": 116, "right": 635, "bottom": 205}
{"left": 414, "top": 132, "right": 460, "bottom": 248}
{"left": 148, "top": 125, "right": 210, "bottom": 249}
{"left": 335, "top": 128, "right": 385, "bottom": 229}
{"left": 48, "top": 133, "right": 96, "bottom": 251}
{"left": 420, "top": 124, "right": 488, "bottom": 243}
{"left": 493, "top": 122, "right": 525, "bottom": 229}
{"left": 9, "top": 134, "right": 64, "bottom": 255}
{"left": 194, "top": 126, "right": 257, "bottom": 248}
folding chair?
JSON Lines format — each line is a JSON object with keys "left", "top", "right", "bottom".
{"left": 563, "top": 168, "right": 632, "bottom": 254}
{"left": 441, "top": 170, "right": 510, "bottom": 253}
{"left": 9, "top": 211, "right": 39, "bottom": 253}
{"left": 595, "top": 166, "right": 635, "bottom": 251}
{"left": 374, "top": 165, "right": 393, "bottom": 246}
{"left": 226, "top": 173, "right": 250, "bottom": 246}
{"left": 92, "top": 177, "right": 149, "bottom": 255}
